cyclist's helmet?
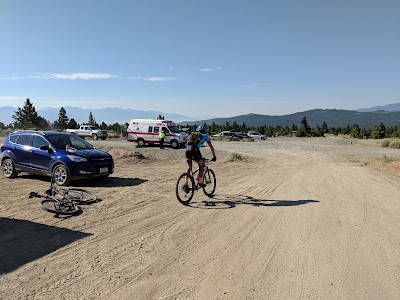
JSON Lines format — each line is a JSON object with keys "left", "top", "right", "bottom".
{"left": 197, "top": 124, "right": 206, "bottom": 132}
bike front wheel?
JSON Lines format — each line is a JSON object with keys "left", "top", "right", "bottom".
{"left": 202, "top": 168, "right": 216, "bottom": 197}
{"left": 64, "top": 188, "right": 98, "bottom": 204}
{"left": 176, "top": 173, "right": 195, "bottom": 205}
{"left": 40, "top": 198, "right": 80, "bottom": 215}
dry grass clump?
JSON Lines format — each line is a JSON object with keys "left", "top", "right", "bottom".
{"left": 228, "top": 152, "right": 247, "bottom": 162}
{"left": 381, "top": 138, "right": 400, "bottom": 149}
{"left": 363, "top": 155, "right": 400, "bottom": 177}
{"left": 108, "top": 148, "right": 130, "bottom": 159}
{"left": 108, "top": 148, "right": 147, "bottom": 160}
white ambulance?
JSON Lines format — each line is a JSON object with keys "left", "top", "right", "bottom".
{"left": 125, "top": 119, "right": 188, "bottom": 149}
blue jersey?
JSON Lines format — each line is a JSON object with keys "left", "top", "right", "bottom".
{"left": 196, "top": 133, "right": 210, "bottom": 149}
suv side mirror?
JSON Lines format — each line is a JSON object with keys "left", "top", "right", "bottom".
{"left": 40, "top": 145, "right": 54, "bottom": 153}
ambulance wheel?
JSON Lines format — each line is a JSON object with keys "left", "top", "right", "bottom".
{"left": 171, "top": 140, "right": 179, "bottom": 149}
{"left": 137, "top": 138, "right": 145, "bottom": 147}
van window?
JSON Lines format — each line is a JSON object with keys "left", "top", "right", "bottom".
{"left": 16, "top": 134, "right": 31, "bottom": 146}
{"left": 153, "top": 126, "right": 160, "bottom": 133}
{"left": 148, "top": 126, "right": 153, "bottom": 133}
{"left": 32, "top": 135, "right": 49, "bottom": 149}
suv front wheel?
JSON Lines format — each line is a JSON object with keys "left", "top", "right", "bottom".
{"left": 53, "top": 164, "right": 72, "bottom": 186}
{"left": 2, "top": 158, "right": 17, "bottom": 179}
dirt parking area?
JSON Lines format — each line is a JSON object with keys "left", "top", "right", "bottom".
{"left": 1, "top": 137, "right": 400, "bottom": 299}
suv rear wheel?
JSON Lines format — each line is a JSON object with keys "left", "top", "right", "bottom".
{"left": 2, "top": 158, "right": 17, "bottom": 179}
{"left": 53, "top": 164, "right": 71, "bottom": 186}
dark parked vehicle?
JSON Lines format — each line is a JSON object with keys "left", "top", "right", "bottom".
{"left": 0, "top": 131, "right": 114, "bottom": 185}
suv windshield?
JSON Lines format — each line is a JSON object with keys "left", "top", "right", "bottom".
{"left": 47, "top": 134, "right": 94, "bottom": 150}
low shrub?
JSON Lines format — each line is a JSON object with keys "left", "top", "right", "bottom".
{"left": 381, "top": 139, "right": 390, "bottom": 147}
{"left": 228, "top": 152, "right": 245, "bottom": 162}
{"left": 108, "top": 130, "right": 124, "bottom": 138}
{"left": 389, "top": 140, "right": 400, "bottom": 149}
{"left": 381, "top": 138, "right": 400, "bottom": 149}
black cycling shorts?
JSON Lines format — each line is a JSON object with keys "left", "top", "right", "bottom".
{"left": 185, "top": 145, "right": 203, "bottom": 162}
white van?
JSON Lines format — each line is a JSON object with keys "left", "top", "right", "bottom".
{"left": 125, "top": 119, "right": 188, "bottom": 149}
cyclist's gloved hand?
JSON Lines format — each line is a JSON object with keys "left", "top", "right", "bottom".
{"left": 211, "top": 156, "right": 217, "bottom": 162}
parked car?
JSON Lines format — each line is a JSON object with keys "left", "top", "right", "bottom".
{"left": 66, "top": 125, "right": 108, "bottom": 140}
{"left": 212, "top": 131, "right": 244, "bottom": 138}
{"left": 247, "top": 131, "right": 266, "bottom": 140}
{"left": 212, "top": 131, "right": 233, "bottom": 138}
{"left": 237, "top": 133, "right": 253, "bottom": 139}
{"left": 0, "top": 131, "right": 114, "bottom": 185}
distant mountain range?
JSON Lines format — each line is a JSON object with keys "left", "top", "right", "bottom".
{"left": 0, "top": 106, "right": 193, "bottom": 125}
{"left": 1, "top": 102, "right": 399, "bottom": 129}
{"left": 356, "top": 102, "right": 400, "bottom": 113}
{"left": 185, "top": 109, "right": 400, "bottom": 129}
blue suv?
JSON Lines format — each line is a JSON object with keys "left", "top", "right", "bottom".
{"left": 0, "top": 131, "right": 114, "bottom": 185}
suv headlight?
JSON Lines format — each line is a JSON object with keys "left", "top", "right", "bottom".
{"left": 67, "top": 155, "right": 87, "bottom": 162}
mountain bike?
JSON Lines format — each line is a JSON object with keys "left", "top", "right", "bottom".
{"left": 175, "top": 158, "right": 216, "bottom": 205}
{"left": 29, "top": 175, "right": 98, "bottom": 215}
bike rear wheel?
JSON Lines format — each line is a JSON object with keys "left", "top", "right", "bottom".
{"left": 176, "top": 173, "right": 195, "bottom": 205}
{"left": 40, "top": 198, "right": 80, "bottom": 215}
{"left": 202, "top": 168, "right": 216, "bottom": 197}
{"left": 64, "top": 188, "right": 98, "bottom": 204}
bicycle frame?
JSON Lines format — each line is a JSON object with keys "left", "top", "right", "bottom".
{"left": 186, "top": 158, "right": 209, "bottom": 185}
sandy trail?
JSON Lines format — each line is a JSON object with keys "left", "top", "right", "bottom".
{"left": 1, "top": 138, "right": 400, "bottom": 299}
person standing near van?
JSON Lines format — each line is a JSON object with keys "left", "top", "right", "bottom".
{"left": 159, "top": 128, "right": 166, "bottom": 149}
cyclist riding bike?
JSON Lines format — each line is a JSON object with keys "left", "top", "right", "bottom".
{"left": 185, "top": 124, "right": 216, "bottom": 187}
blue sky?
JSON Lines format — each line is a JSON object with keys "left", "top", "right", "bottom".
{"left": 1, "top": 0, "right": 399, "bottom": 119}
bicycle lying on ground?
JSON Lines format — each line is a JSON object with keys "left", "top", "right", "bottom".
{"left": 175, "top": 158, "right": 216, "bottom": 205}
{"left": 29, "top": 175, "right": 98, "bottom": 215}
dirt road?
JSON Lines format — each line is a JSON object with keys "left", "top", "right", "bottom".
{"left": 1, "top": 137, "right": 400, "bottom": 299}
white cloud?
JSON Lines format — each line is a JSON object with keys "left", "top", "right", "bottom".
{"left": 48, "top": 73, "right": 118, "bottom": 80}
{"left": 0, "top": 76, "right": 22, "bottom": 80}
{"left": 0, "top": 96, "right": 22, "bottom": 101}
{"left": 0, "top": 73, "right": 119, "bottom": 80}
{"left": 200, "top": 67, "right": 222, "bottom": 72}
{"left": 238, "top": 83, "right": 272, "bottom": 87}
{"left": 144, "top": 77, "right": 176, "bottom": 82}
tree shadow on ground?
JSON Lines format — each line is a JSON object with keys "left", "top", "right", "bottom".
{"left": 0, "top": 217, "right": 91, "bottom": 274}
{"left": 19, "top": 174, "right": 148, "bottom": 188}
{"left": 185, "top": 194, "right": 319, "bottom": 209}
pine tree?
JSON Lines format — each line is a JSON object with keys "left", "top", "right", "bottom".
{"left": 88, "top": 112, "right": 96, "bottom": 125}
{"left": 297, "top": 116, "right": 311, "bottom": 137}
{"left": 371, "top": 122, "right": 386, "bottom": 139}
{"left": 68, "top": 118, "right": 78, "bottom": 129}
{"left": 55, "top": 107, "right": 69, "bottom": 130}
{"left": 321, "top": 122, "right": 329, "bottom": 133}
{"left": 12, "top": 98, "right": 41, "bottom": 129}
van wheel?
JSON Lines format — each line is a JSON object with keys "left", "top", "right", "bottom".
{"left": 92, "top": 134, "right": 98, "bottom": 140}
{"left": 2, "top": 158, "right": 17, "bottom": 179}
{"left": 171, "top": 140, "right": 179, "bottom": 149}
{"left": 137, "top": 138, "right": 145, "bottom": 147}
